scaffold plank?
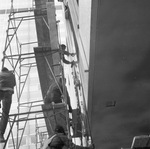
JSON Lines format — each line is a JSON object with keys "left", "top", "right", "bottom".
{"left": 42, "top": 103, "right": 68, "bottom": 136}
{"left": 34, "top": 47, "right": 61, "bottom": 101}
{"left": 34, "top": 47, "right": 54, "bottom": 100}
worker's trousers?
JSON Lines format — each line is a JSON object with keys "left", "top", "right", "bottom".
{"left": 0, "top": 90, "right": 12, "bottom": 135}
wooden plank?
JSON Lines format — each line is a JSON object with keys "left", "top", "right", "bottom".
{"left": 42, "top": 103, "right": 68, "bottom": 136}
{"left": 34, "top": 47, "right": 54, "bottom": 100}
{"left": 34, "top": 47, "right": 61, "bottom": 100}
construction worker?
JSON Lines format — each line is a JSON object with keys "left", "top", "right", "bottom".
{"left": 41, "top": 125, "right": 94, "bottom": 149}
{"left": 0, "top": 67, "right": 16, "bottom": 142}
{"left": 44, "top": 77, "right": 72, "bottom": 113}
{"left": 59, "top": 44, "right": 77, "bottom": 68}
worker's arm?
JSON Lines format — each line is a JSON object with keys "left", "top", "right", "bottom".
{"left": 62, "top": 56, "right": 72, "bottom": 64}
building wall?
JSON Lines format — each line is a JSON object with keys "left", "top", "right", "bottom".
{"left": 67, "top": 0, "right": 92, "bottom": 104}
{"left": 79, "top": 0, "right": 91, "bottom": 63}
{"left": 89, "top": 0, "right": 150, "bottom": 149}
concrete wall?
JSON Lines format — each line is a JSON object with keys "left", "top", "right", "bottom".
{"left": 67, "top": 0, "right": 91, "bottom": 102}
{"left": 79, "top": 0, "right": 91, "bottom": 63}
{"left": 89, "top": 1, "right": 150, "bottom": 149}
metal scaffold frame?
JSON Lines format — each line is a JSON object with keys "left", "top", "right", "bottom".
{"left": 0, "top": 0, "right": 49, "bottom": 148}
{"left": 0, "top": 1, "right": 72, "bottom": 148}
{"left": 0, "top": 0, "right": 93, "bottom": 148}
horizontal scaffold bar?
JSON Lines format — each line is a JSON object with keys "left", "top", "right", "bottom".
{"left": 9, "top": 108, "right": 66, "bottom": 118}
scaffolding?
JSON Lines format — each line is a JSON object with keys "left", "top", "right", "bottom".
{"left": 0, "top": 0, "right": 71, "bottom": 148}
{"left": 0, "top": 0, "right": 93, "bottom": 148}
{"left": 0, "top": 0, "right": 48, "bottom": 148}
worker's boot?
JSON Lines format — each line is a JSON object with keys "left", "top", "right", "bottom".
{"left": 0, "top": 132, "right": 5, "bottom": 143}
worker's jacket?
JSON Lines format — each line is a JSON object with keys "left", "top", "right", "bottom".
{"left": 0, "top": 71, "right": 16, "bottom": 93}
{"left": 41, "top": 133, "right": 68, "bottom": 149}
{"left": 42, "top": 133, "right": 90, "bottom": 149}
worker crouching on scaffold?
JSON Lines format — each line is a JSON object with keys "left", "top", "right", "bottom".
{"left": 44, "top": 77, "right": 72, "bottom": 113}
{"left": 41, "top": 125, "right": 94, "bottom": 149}
{"left": 0, "top": 67, "right": 16, "bottom": 143}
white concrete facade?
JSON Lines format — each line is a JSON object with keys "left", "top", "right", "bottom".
{"left": 66, "top": 0, "right": 92, "bottom": 105}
